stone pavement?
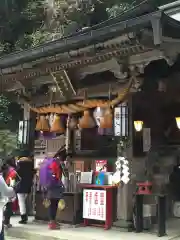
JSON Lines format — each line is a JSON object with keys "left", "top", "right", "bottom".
{"left": 5, "top": 217, "right": 180, "bottom": 240}
{"left": 7, "top": 238, "right": 25, "bottom": 240}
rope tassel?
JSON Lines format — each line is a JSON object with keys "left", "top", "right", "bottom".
{"left": 79, "top": 110, "right": 96, "bottom": 129}
{"left": 100, "top": 107, "right": 113, "bottom": 129}
{"left": 35, "top": 115, "right": 50, "bottom": 131}
{"left": 50, "top": 115, "right": 65, "bottom": 133}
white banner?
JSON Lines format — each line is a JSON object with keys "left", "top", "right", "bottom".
{"left": 83, "top": 189, "right": 106, "bottom": 221}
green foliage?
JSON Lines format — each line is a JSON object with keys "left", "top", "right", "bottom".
{"left": 117, "top": 136, "right": 130, "bottom": 156}
{"left": 107, "top": 3, "right": 131, "bottom": 18}
{"left": 0, "top": 0, "right": 176, "bottom": 52}
{"left": 0, "top": 130, "right": 17, "bottom": 156}
{"left": 0, "top": 0, "right": 45, "bottom": 53}
{"left": 0, "top": 95, "right": 12, "bottom": 123}
{"left": 0, "top": 95, "right": 22, "bottom": 133}
{"left": 15, "top": 31, "right": 50, "bottom": 50}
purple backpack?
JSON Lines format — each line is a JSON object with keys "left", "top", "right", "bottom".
{"left": 39, "top": 157, "right": 59, "bottom": 188}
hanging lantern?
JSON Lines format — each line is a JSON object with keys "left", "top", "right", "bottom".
{"left": 134, "top": 120, "right": 143, "bottom": 132}
{"left": 79, "top": 110, "right": 96, "bottom": 129}
{"left": 175, "top": 117, "right": 180, "bottom": 129}
{"left": 50, "top": 115, "right": 65, "bottom": 133}
{"left": 36, "top": 115, "right": 50, "bottom": 132}
{"left": 100, "top": 107, "right": 113, "bottom": 129}
{"left": 68, "top": 116, "right": 78, "bottom": 129}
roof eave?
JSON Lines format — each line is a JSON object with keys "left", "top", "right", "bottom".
{"left": 0, "top": 11, "right": 161, "bottom": 70}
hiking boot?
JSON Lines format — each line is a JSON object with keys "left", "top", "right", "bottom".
{"left": 19, "top": 214, "right": 28, "bottom": 224}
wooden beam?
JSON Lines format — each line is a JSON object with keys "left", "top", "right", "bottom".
{"left": 28, "top": 82, "right": 126, "bottom": 107}
{"left": 1, "top": 45, "right": 146, "bottom": 84}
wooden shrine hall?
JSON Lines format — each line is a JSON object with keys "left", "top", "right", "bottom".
{"left": 1, "top": 0, "right": 180, "bottom": 235}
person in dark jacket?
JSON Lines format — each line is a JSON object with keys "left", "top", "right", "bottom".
{"left": 15, "top": 149, "right": 34, "bottom": 224}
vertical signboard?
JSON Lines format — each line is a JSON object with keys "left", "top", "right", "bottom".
{"left": 83, "top": 189, "right": 106, "bottom": 221}
{"left": 114, "top": 103, "right": 128, "bottom": 137}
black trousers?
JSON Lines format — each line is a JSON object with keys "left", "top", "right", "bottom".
{"left": 0, "top": 226, "right": 4, "bottom": 240}
{"left": 4, "top": 202, "right": 13, "bottom": 225}
{"left": 49, "top": 199, "right": 59, "bottom": 221}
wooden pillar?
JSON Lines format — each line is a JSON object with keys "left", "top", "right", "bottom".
{"left": 23, "top": 102, "right": 30, "bottom": 121}
{"left": 19, "top": 102, "right": 36, "bottom": 151}
{"left": 116, "top": 95, "right": 133, "bottom": 223}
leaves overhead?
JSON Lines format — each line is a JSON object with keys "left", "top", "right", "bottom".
{"left": 0, "top": 0, "right": 175, "bottom": 54}
{"left": 0, "top": 95, "right": 12, "bottom": 123}
{"left": 0, "top": 0, "right": 45, "bottom": 53}
{"left": 0, "top": 130, "right": 17, "bottom": 156}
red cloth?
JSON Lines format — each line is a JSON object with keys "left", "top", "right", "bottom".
{"left": 49, "top": 161, "right": 62, "bottom": 180}
{"left": 6, "top": 167, "right": 17, "bottom": 185}
{"left": 12, "top": 198, "right": 19, "bottom": 212}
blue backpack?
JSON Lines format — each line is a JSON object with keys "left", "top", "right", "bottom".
{"left": 39, "top": 158, "right": 60, "bottom": 188}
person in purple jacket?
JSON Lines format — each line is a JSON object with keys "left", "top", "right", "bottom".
{"left": 39, "top": 147, "right": 66, "bottom": 230}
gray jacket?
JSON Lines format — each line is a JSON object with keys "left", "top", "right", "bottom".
{"left": 0, "top": 175, "right": 15, "bottom": 231}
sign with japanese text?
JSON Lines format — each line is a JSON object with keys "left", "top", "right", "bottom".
{"left": 83, "top": 189, "right": 106, "bottom": 221}
{"left": 95, "top": 160, "right": 107, "bottom": 172}
{"left": 114, "top": 104, "right": 128, "bottom": 137}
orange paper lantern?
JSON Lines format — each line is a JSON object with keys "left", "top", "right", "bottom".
{"left": 79, "top": 110, "right": 96, "bottom": 129}
{"left": 50, "top": 115, "right": 65, "bottom": 133}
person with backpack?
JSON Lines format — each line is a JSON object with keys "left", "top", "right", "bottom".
{"left": 39, "top": 147, "right": 66, "bottom": 230}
